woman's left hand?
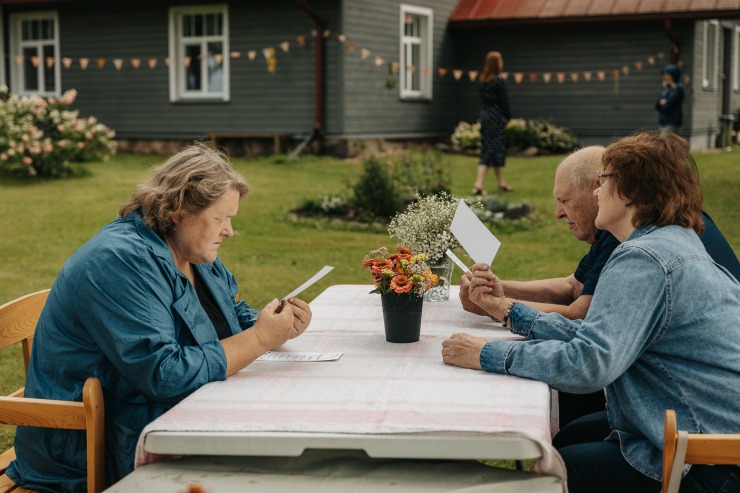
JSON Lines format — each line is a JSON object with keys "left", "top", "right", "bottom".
{"left": 441, "top": 333, "right": 487, "bottom": 369}
{"left": 284, "top": 298, "right": 312, "bottom": 338}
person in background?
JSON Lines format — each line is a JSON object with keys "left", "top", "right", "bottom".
{"left": 459, "top": 142, "right": 740, "bottom": 428}
{"left": 473, "top": 51, "right": 513, "bottom": 195}
{"left": 656, "top": 64, "right": 684, "bottom": 133}
{"left": 7, "top": 144, "right": 313, "bottom": 492}
{"left": 443, "top": 130, "right": 740, "bottom": 493}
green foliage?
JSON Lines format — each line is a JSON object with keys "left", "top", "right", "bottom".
{"left": 393, "top": 151, "right": 452, "bottom": 197}
{"left": 350, "top": 157, "right": 404, "bottom": 220}
{"left": 451, "top": 121, "right": 481, "bottom": 151}
{"left": 0, "top": 85, "right": 117, "bottom": 177}
{"left": 451, "top": 118, "right": 579, "bottom": 154}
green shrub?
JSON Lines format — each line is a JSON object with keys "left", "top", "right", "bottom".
{"left": 392, "top": 151, "right": 451, "bottom": 198}
{"left": 0, "top": 85, "right": 116, "bottom": 177}
{"left": 451, "top": 121, "right": 481, "bottom": 151}
{"left": 504, "top": 118, "right": 540, "bottom": 150}
{"left": 351, "top": 157, "right": 403, "bottom": 219}
{"left": 450, "top": 118, "right": 578, "bottom": 155}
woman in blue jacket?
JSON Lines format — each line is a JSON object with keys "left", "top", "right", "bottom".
{"left": 7, "top": 144, "right": 312, "bottom": 492}
{"left": 443, "top": 131, "right": 739, "bottom": 493}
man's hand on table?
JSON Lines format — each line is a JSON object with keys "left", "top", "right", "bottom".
{"left": 441, "top": 333, "right": 486, "bottom": 369}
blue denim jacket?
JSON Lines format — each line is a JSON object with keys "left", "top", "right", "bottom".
{"left": 481, "top": 225, "right": 740, "bottom": 481}
{"left": 7, "top": 210, "right": 259, "bottom": 492}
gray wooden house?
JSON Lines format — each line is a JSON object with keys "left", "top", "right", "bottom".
{"left": 1, "top": 0, "right": 739, "bottom": 153}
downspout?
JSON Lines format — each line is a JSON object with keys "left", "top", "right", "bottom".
{"left": 289, "top": 0, "right": 325, "bottom": 160}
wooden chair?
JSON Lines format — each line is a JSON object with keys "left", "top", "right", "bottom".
{"left": 662, "top": 409, "right": 740, "bottom": 493}
{"left": 0, "top": 290, "right": 105, "bottom": 493}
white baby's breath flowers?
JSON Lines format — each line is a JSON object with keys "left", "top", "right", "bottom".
{"left": 388, "top": 192, "right": 479, "bottom": 264}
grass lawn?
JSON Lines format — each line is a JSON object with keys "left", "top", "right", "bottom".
{"left": 1, "top": 147, "right": 738, "bottom": 453}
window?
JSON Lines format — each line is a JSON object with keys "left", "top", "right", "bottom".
{"left": 9, "top": 11, "right": 60, "bottom": 96}
{"left": 702, "top": 20, "right": 719, "bottom": 90}
{"left": 169, "top": 5, "right": 229, "bottom": 101}
{"left": 399, "top": 4, "right": 433, "bottom": 100}
{"left": 734, "top": 25, "right": 740, "bottom": 91}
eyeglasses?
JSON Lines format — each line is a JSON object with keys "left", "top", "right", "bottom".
{"left": 597, "top": 172, "right": 614, "bottom": 187}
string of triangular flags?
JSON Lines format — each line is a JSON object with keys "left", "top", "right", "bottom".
{"left": 3, "top": 28, "right": 680, "bottom": 86}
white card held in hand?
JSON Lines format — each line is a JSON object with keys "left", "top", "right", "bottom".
{"left": 450, "top": 200, "right": 501, "bottom": 266}
{"left": 282, "top": 266, "right": 334, "bottom": 300}
{"left": 445, "top": 249, "right": 470, "bottom": 273}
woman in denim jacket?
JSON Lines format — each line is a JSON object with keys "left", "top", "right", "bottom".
{"left": 443, "top": 131, "right": 739, "bottom": 493}
{"left": 7, "top": 144, "right": 313, "bottom": 492}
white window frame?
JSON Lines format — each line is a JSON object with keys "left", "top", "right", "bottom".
{"left": 168, "top": 4, "right": 230, "bottom": 102}
{"left": 399, "top": 4, "right": 433, "bottom": 100}
{"left": 733, "top": 25, "right": 740, "bottom": 92}
{"left": 8, "top": 11, "right": 61, "bottom": 97}
{"left": 702, "top": 20, "right": 719, "bottom": 90}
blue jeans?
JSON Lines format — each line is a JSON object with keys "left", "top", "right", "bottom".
{"left": 554, "top": 412, "right": 740, "bottom": 493}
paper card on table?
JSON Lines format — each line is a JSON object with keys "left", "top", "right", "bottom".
{"left": 282, "top": 266, "right": 334, "bottom": 300}
{"left": 257, "top": 352, "right": 343, "bottom": 362}
{"left": 450, "top": 200, "right": 501, "bottom": 266}
{"left": 445, "top": 249, "right": 470, "bottom": 273}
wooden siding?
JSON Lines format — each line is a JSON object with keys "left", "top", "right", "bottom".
{"left": 340, "top": 0, "right": 460, "bottom": 138}
{"left": 452, "top": 20, "right": 705, "bottom": 146}
{"left": 2, "top": 0, "right": 341, "bottom": 140}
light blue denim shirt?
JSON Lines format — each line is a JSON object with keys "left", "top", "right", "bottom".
{"left": 7, "top": 210, "right": 259, "bottom": 492}
{"left": 480, "top": 225, "right": 740, "bottom": 481}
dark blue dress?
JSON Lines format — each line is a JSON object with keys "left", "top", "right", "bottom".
{"left": 479, "top": 76, "right": 512, "bottom": 168}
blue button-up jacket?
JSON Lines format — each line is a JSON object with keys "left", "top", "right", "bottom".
{"left": 8, "top": 210, "right": 259, "bottom": 492}
{"left": 481, "top": 225, "right": 740, "bottom": 481}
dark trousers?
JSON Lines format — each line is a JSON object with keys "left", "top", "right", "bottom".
{"left": 553, "top": 411, "right": 740, "bottom": 493}
{"left": 557, "top": 390, "right": 606, "bottom": 428}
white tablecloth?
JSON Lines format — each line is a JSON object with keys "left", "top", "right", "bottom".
{"left": 134, "top": 285, "right": 566, "bottom": 487}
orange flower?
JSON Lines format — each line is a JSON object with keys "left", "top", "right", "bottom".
{"left": 396, "top": 247, "right": 412, "bottom": 256}
{"left": 390, "top": 275, "right": 413, "bottom": 293}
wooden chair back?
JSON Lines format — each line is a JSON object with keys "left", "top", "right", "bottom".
{"left": 0, "top": 290, "right": 105, "bottom": 493}
{"left": 662, "top": 409, "right": 740, "bottom": 493}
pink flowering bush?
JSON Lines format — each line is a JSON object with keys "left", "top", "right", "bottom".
{"left": 0, "top": 85, "right": 116, "bottom": 177}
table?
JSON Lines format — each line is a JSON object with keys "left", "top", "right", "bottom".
{"left": 127, "top": 285, "right": 566, "bottom": 491}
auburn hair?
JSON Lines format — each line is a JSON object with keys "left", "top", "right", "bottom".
{"left": 480, "top": 51, "right": 503, "bottom": 83}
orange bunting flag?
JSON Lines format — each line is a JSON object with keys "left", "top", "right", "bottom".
{"left": 583, "top": 71, "right": 593, "bottom": 82}
{"left": 611, "top": 69, "right": 620, "bottom": 79}
{"left": 542, "top": 72, "right": 552, "bottom": 83}
{"left": 634, "top": 61, "right": 643, "bottom": 71}
{"left": 45, "top": 57, "right": 55, "bottom": 69}
{"left": 183, "top": 56, "right": 191, "bottom": 68}
{"left": 323, "top": 29, "right": 331, "bottom": 38}
{"left": 437, "top": 67, "right": 447, "bottom": 78}
{"left": 528, "top": 72, "right": 537, "bottom": 83}
{"left": 230, "top": 51, "right": 241, "bottom": 59}
{"left": 30, "top": 56, "right": 39, "bottom": 68}
{"left": 262, "top": 47, "right": 275, "bottom": 60}
{"left": 130, "top": 58, "right": 141, "bottom": 69}
{"left": 407, "top": 65, "right": 417, "bottom": 74}
{"left": 657, "top": 52, "right": 664, "bottom": 60}
{"left": 164, "top": 57, "right": 172, "bottom": 67}
{"left": 647, "top": 56, "right": 655, "bottom": 65}
{"left": 556, "top": 72, "right": 566, "bottom": 84}
{"left": 500, "top": 72, "right": 509, "bottom": 81}
{"left": 148, "top": 58, "right": 158, "bottom": 69}
{"left": 279, "top": 41, "right": 290, "bottom": 53}
{"left": 113, "top": 58, "right": 124, "bottom": 70}
{"left": 247, "top": 50, "right": 257, "bottom": 61}
{"left": 597, "top": 70, "right": 606, "bottom": 81}
{"left": 79, "top": 58, "right": 90, "bottom": 70}
{"left": 62, "top": 57, "right": 72, "bottom": 69}
{"left": 96, "top": 58, "right": 106, "bottom": 69}
{"left": 336, "top": 34, "right": 346, "bottom": 43}
{"left": 621, "top": 65, "right": 629, "bottom": 75}
{"left": 390, "top": 62, "right": 399, "bottom": 74}
{"left": 360, "top": 48, "right": 371, "bottom": 60}
{"left": 513, "top": 72, "right": 524, "bottom": 84}
{"left": 374, "top": 55, "right": 384, "bottom": 67}
{"left": 347, "top": 42, "right": 357, "bottom": 54}
{"left": 467, "top": 70, "right": 478, "bottom": 82}
{"left": 214, "top": 53, "right": 223, "bottom": 65}
{"left": 453, "top": 69, "right": 463, "bottom": 80}
{"left": 14, "top": 55, "right": 23, "bottom": 66}
{"left": 311, "top": 29, "right": 317, "bottom": 37}
{"left": 296, "top": 35, "right": 306, "bottom": 46}
{"left": 570, "top": 72, "right": 579, "bottom": 83}
{"left": 422, "top": 66, "right": 430, "bottom": 77}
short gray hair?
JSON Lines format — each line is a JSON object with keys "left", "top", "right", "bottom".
{"left": 119, "top": 143, "right": 250, "bottom": 236}
{"left": 559, "top": 146, "right": 605, "bottom": 195}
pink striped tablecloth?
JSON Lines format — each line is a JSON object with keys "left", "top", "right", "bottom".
{"left": 135, "top": 284, "right": 566, "bottom": 487}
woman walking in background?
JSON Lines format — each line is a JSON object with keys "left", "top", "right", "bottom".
{"left": 473, "top": 51, "right": 513, "bottom": 195}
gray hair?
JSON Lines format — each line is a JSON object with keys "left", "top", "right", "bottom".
{"left": 558, "top": 146, "right": 605, "bottom": 195}
{"left": 119, "top": 143, "right": 250, "bottom": 236}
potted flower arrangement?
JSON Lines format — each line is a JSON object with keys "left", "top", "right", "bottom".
{"left": 387, "top": 192, "right": 479, "bottom": 301}
{"left": 362, "top": 246, "right": 445, "bottom": 343}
